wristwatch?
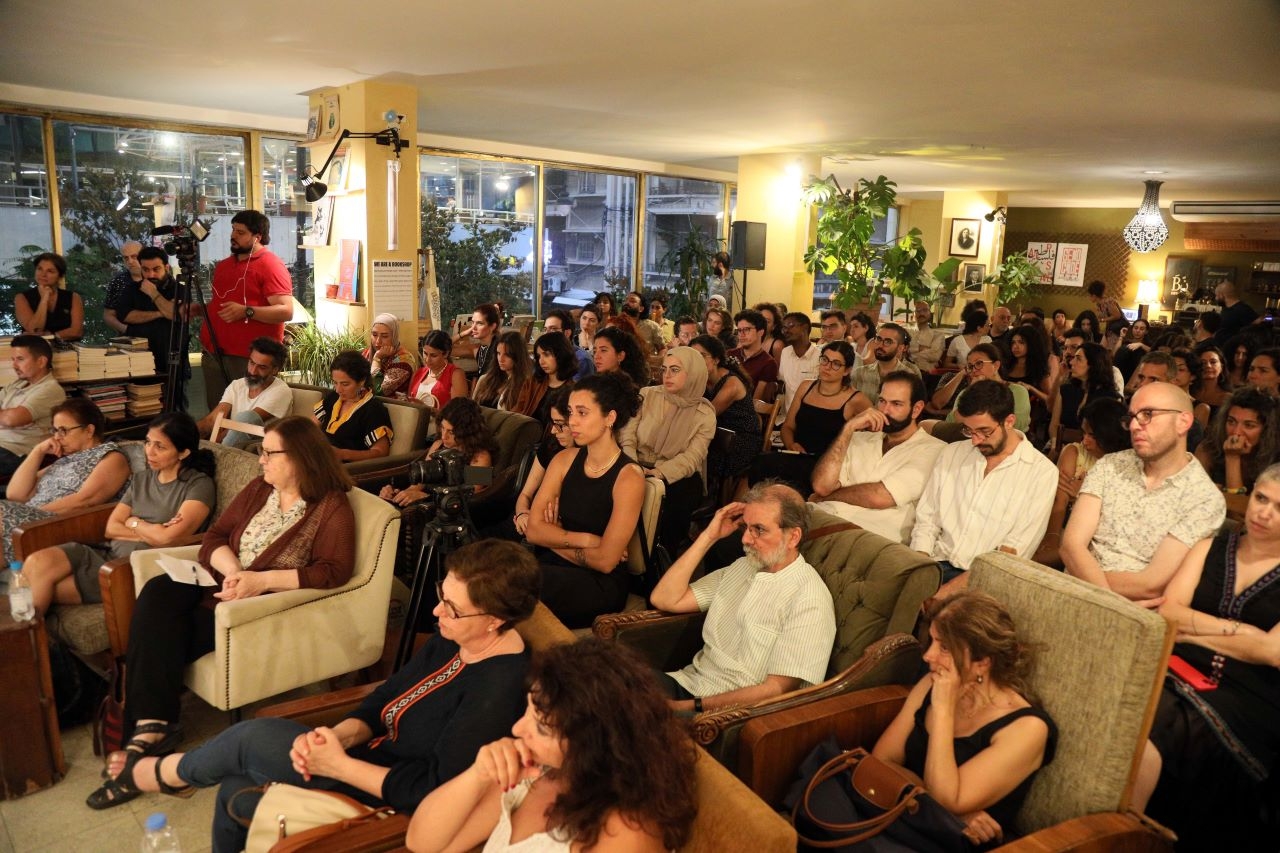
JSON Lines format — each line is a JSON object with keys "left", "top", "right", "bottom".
{"left": 693, "top": 697, "right": 704, "bottom": 713}
{"left": 244, "top": 306, "right": 256, "bottom": 320}
{"left": 128, "top": 518, "right": 140, "bottom": 530}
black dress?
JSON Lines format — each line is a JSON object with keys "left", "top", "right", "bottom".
{"left": 706, "top": 372, "right": 760, "bottom": 479}
{"left": 537, "top": 448, "right": 634, "bottom": 628}
{"left": 747, "top": 383, "right": 858, "bottom": 494}
{"left": 19, "top": 287, "right": 77, "bottom": 336}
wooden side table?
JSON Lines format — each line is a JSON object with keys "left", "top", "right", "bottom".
{"left": 0, "top": 612, "right": 67, "bottom": 799}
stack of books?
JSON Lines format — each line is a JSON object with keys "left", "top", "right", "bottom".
{"left": 109, "top": 336, "right": 150, "bottom": 350}
{"left": 0, "top": 338, "right": 14, "bottom": 388}
{"left": 127, "top": 350, "right": 155, "bottom": 375}
{"left": 51, "top": 350, "right": 78, "bottom": 383}
{"left": 83, "top": 382, "right": 129, "bottom": 420}
{"left": 126, "top": 382, "right": 164, "bottom": 418}
{"left": 103, "top": 350, "right": 133, "bottom": 379}
{"left": 73, "top": 344, "right": 110, "bottom": 379}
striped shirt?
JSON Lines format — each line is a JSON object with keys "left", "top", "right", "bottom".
{"left": 910, "top": 431, "right": 1057, "bottom": 570}
{"left": 670, "top": 554, "right": 835, "bottom": 696}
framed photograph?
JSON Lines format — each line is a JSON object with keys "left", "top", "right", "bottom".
{"left": 305, "top": 105, "right": 321, "bottom": 142}
{"left": 949, "top": 219, "right": 981, "bottom": 257}
{"left": 303, "top": 197, "right": 334, "bottom": 247}
{"left": 1163, "top": 256, "right": 1201, "bottom": 308}
{"left": 321, "top": 93, "right": 340, "bottom": 140}
{"left": 963, "top": 263, "right": 986, "bottom": 292}
{"left": 1053, "top": 243, "right": 1089, "bottom": 287}
{"left": 327, "top": 148, "right": 349, "bottom": 192}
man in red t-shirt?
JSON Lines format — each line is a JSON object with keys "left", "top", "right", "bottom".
{"left": 198, "top": 210, "right": 294, "bottom": 410}
{"left": 728, "top": 309, "right": 779, "bottom": 400}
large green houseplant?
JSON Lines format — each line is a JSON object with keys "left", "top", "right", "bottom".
{"left": 983, "top": 250, "right": 1044, "bottom": 309}
{"left": 802, "top": 174, "right": 951, "bottom": 313}
{"left": 288, "top": 323, "right": 369, "bottom": 387}
{"left": 658, "top": 226, "right": 722, "bottom": 319}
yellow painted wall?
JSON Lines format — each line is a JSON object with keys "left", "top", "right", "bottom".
{"left": 734, "top": 153, "right": 821, "bottom": 312}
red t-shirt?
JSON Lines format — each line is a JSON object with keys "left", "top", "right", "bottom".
{"left": 201, "top": 249, "right": 293, "bottom": 358}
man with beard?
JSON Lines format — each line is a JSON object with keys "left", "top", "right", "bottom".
{"left": 126, "top": 247, "right": 183, "bottom": 377}
{"left": 911, "top": 379, "right": 1057, "bottom": 597}
{"left": 851, "top": 322, "right": 921, "bottom": 404}
{"left": 809, "top": 372, "right": 944, "bottom": 543}
{"left": 196, "top": 210, "right": 294, "bottom": 410}
{"left": 649, "top": 482, "right": 835, "bottom": 715}
{"left": 195, "top": 337, "right": 292, "bottom": 448}
{"left": 1061, "top": 381, "right": 1223, "bottom": 607}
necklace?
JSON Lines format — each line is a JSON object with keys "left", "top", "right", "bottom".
{"left": 585, "top": 447, "right": 622, "bottom": 476}
{"left": 817, "top": 383, "right": 845, "bottom": 397}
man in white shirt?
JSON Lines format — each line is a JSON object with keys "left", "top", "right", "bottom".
{"left": 1062, "top": 381, "right": 1225, "bottom": 607}
{"left": 0, "top": 335, "right": 66, "bottom": 476}
{"left": 908, "top": 301, "right": 947, "bottom": 372}
{"left": 810, "top": 371, "right": 945, "bottom": 543}
{"left": 911, "top": 379, "right": 1057, "bottom": 596}
{"left": 777, "top": 311, "right": 820, "bottom": 417}
{"left": 195, "top": 336, "right": 292, "bottom": 448}
{"left": 651, "top": 483, "right": 836, "bottom": 716}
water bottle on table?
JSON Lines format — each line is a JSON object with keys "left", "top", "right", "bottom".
{"left": 8, "top": 561, "right": 33, "bottom": 622}
{"left": 141, "top": 812, "right": 182, "bottom": 852}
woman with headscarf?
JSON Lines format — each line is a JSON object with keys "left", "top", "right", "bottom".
{"left": 363, "top": 313, "right": 418, "bottom": 398}
{"left": 620, "top": 346, "right": 717, "bottom": 554}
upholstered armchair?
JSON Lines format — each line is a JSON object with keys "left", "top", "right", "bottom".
{"left": 287, "top": 383, "right": 434, "bottom": 478}
{"left": 739, "top": 551, "right": 1177, "bottom": 852}
{"left": 593, "top": 510, "right": 940, "bottom": 769}
{"left": 255, "top": 605, "right": 796, "bottom": 852}
{"left": 14, "top": 441, "right": 263, "bottom": 669}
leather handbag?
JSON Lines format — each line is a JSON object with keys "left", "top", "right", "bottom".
{"left": 92, "top": 659, "right": 126, "bottom": 757}
{"left": 785, "top": 737, "right": 969, "bottom": 853}
{"left": 231, "top": 782, "right": 396, "bottom": 853}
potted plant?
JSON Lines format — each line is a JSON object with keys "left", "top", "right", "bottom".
{"left": 288, "top": 323, "right": 369, "bottom": 387}
{"left": 658, "top": 226, "right": 722, "bottom": 319}
{"left": 983, "top": 250, "right": 1044, "bottom": 311}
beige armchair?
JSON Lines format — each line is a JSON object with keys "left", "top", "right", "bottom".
{"left": 739, "top": 551, "right": 1177, "bottom": 852}
{"left": 109, "top": 486, "right": 400, "bottom": 713}
{"left": 593, "top": 510, "right": 939, "bottom": 769}
{"left": 288, "top": 383, "right": 433, "bottom": 477}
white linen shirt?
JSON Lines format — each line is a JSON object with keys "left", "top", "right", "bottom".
{"left": 670, "top": 554, "right": 835, "bottom": 696}
{"left": 811, "top": 428, "right": 946, "bottom": 543}
{"left": 219, "top": 375, "right": 293, "bottom": 421}
{"left": 910, "top": 432, "right": 1057, "bottom": 569}
{"left": 778, "top": 344, "right": 821, "bottom": 419}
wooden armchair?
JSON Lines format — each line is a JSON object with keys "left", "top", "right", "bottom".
{"left": 738, "top": 551, "right": 1177, "bottom": 852}
{"left": 255, "top": 606, "right": 795, "bottom": 852}
{"left": 593, "top": 510, "right": 939, "bottom": 770}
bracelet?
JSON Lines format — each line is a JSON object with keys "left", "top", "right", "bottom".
{"left": 1225, "top": 619, "right": 1241, "bottom": 636}
{"left": 694, "top": 697, "right": 704, "bottom": 714}
{"left": 1222, "top": 487, "right": 1247, "bottom": 495}
{"left": 515, "top": 511, "right": 530, "bottom": 520}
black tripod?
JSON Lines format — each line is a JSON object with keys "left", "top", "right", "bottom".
{"left": 161, "top": 262, "right": 196, "bottom": 413}
{"left": 392, "top": 500, "right": 477, "bottom": 672}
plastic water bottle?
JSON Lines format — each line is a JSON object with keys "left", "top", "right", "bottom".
{"left": 141, "top": 812, "right": 181, "bottom": 853}
{"left": 8, "top": 562, "right": 33, "bottom": 622}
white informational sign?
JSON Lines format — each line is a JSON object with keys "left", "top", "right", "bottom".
{"left": 1053, "top": 243, "right": 1089, "bottom": 287}
{"left": 372, "top": 259, "right": 416, "bottom": 321}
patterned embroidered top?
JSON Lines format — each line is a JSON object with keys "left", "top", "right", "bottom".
{"left": 236, "top": 489, "right": 307, "bottom": 568}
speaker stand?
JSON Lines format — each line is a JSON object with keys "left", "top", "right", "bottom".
{"left": 738, "top": 268, "right": 748, "bottom": 312}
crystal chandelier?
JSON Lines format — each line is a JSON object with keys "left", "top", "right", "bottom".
{"left": 1122, "top": 180, "right": 1169, "bottom": 253}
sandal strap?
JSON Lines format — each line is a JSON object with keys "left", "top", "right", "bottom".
{"left": 123, "top": 722, "right": 181, "bottom": 756}
{"left": 153, "top": 755, "right": 194, "bottom": 797}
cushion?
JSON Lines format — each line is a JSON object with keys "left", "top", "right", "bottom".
{"left": 480, "top": 407, "right": 542, "bottom": 471}
{"left": 800, "top": 510, "right": 940, "bottom": 677}
{"left": 202, "top": 441, "right": 263, "bottom": 522}
{"left": 969, "top": 552, "right": 1170, "bottom": 834}
{"left": 381, "top": 398, "right": 427, "bottom": 456}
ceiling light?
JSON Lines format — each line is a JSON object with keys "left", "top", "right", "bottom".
{"left": 1122, "top": 180, "right": 1169, "bottom": 253}
{"left": 1142, "top": 170, "right": 1166, "bottom": 175}
{"left": 495, "top": 176, "right": 510, "bottom": 191}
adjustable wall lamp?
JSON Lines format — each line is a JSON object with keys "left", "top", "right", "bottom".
{"left": 984, "top": 206, "right": 1007, "bottom": 223}
{"left": 300, "top": 115, "right": 409, "bottom": 203}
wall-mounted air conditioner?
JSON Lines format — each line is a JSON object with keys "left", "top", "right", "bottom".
{"left": 1170, "top": 201, "right": 1280, "bottom": 222}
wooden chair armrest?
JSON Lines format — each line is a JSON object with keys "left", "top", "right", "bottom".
{"left": 256, "top": 682, "right": 384, "bottom": 729}
{"left": 737, "top": 685, "right": 910, "bottom": 807}
{"left": 100, "top": 556, "right": 136, "bottom": 658}
{"left": 690, "top": 634, "right": 921, "bottom": 761}
{"left": 13, "top": 503, "right": 118, "bottom": 560}
{"left": 592, "top": 609, "right": 707, "bottom": 672}
{"left": 996, "top": 811, "right": 1174, "bottom": 852}
{"left": 346, "top": 453, "right": 423, "bottom": 480}
{"left": 267, "top": 812, "right": 411, "bottom": 853}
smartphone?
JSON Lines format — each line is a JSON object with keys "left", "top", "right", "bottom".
{"left": 1168, "top": 654, "right": 1217, "bottom": 691}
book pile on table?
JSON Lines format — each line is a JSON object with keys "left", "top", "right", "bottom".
{"left": 126, "top": 350, "right": 155, "bottom": 374}
{"left": 0, "top": 338, "right": 14, "bottom": 387}
{"left": 83, "top": 382, "right": 129, "bottom": 420}
{"left": 52, "top": 349, "right": 78, "bottom": 383}
{"left": 126, "top": 383, "right": 164, "bottom": 418}
{"left": 73, "top": 344, "right": 110, "bottom": 379}
{"left": 109, "top": 336, "right": 149, "bottom": 350}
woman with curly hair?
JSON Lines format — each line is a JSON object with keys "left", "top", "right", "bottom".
{"left": 473, "top": 331, "right": 533, "bottom": 412}
{"left": 1170, "top": 348, "right": 1213, "bottom": 428}
{"left": 1073, "top": 310, "right": 1102, "bottom": 343}
{"left": 872, "top": 592, "right": 1056, "bottom": 847}
{"left": 576, "top": 304, "right": 602, "bottom": 353}
{"left": 753, "top": 301, "right": 786, "bottom": 362}
{"left": 1197, "top": 345, "right": 1233, "bottom": 415}
{"left": 592, "top": 325, "right": 650, "bottom": 389}
{"left": 847, "top": 310, "right": 876, "bottom": 366}
{"left": 380, "top": 397, "right": 498, "bottom": 506}
{"left": 406, "top": 639, "right": 697, "bottom": 853}
{"left": 1194, "top": 388, "right": 1280, "bottom": 493}
{"left": 1049, "top": 341, "right": 1120, "bottom": 446}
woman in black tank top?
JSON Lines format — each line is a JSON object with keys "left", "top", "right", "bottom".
{"left": 524, "top": 373, "right": 645, "bottom": 628}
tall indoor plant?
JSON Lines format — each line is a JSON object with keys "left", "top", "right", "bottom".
{"left": 983, "top": 250, "right": 1044, "bottom": 310}
{"left": 658, "top": 226, "right": 721, "bottom": 320}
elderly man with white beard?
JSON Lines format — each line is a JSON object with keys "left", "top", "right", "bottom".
{"left": 649, "top": 481, "right": 836, "bottom": 715}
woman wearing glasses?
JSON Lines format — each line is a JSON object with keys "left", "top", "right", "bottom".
{"left": 94, "top": 540, "right": 539, "bottom": 853}
{"left": 502, "top": 387, "right": 576, "bottom": 541}
{"left": 0, "top": 398, "right": 130, "bottom": 564}
{"left": 25, "top": 412, "right": 215, "bottom": 624}
{"left": 935, "top": 344, "right": 1032, "bottom": 433}
{"left": 86, "top": 415, "right": 352, "bottom": 810}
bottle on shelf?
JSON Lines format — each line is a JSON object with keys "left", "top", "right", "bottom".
{"left": 8, "top": 561, "right": 33, "bottom": 622}
{"left": 141, "top": 812, "right": 182, "bottom": 853}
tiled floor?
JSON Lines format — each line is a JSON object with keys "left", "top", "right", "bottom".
{"left": 1, "top": 680, "right": 339, "bottom": 852}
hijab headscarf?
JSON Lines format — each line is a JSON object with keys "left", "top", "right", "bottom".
{"left": 664, "top": 346, "right": 709, "bottom": 407}
{"left": 372, "top": 313, "right": 401, "bottom": 348}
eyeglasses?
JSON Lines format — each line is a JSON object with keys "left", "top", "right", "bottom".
{"left": 259, "top": 448, "right": 287, "bottom": 459}
{"left": 743, "top": 523, "right": 777, "bottom": 539}
{"left": 549, "top": 420, "right": 569, "bottom": 433}
{"left": 435, "top": 581, "right": 489, "bottom": 620}
{"left": 48, "top": 425, "right": 88, "bottom": 438}
{"left": 964, "top": 360, "right": 993, "bottom": 373}
{"left": 960, "top": 424, "right": 1001, "bottom": 440}
{"left": 735, "top": 326, "right": 756, "bottom": 335}
{"left": 818, "top": 356, "right": 847, "bottom": 369}
{"left": 1120, "top": 408, "right": 1181, "bottom": 429}
{"left": 874, "top": 336, "right": 901, "bottom": 347}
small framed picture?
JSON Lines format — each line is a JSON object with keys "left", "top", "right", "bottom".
{"left": 327, "top": 148, "right": 349, "bottom": 192}
{"left": 963, "top": 263, "right": 987, "bottom": 292}
{"left": 950, "top": 219, "right": 981, "bottom": 257}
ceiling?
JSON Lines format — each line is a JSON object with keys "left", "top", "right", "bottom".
{"left": 4, "top": 0, "right": 1280, "bottom": 207}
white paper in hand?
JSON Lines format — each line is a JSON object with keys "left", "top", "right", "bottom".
{"left": 157, "top": 554, "right": 218, "bottom": 587}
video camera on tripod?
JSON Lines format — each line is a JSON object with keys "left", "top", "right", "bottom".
{"left": 149, "top": 219, "right": 212, "bottom": 413}
{"left": 152, "top": 218, "right": 212, "bottom": 280}
{"left": 393, "top": 448, "right": 493, "bottom": 670}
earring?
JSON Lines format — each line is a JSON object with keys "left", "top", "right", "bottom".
{"left": 976, "top": 674, "right": 984, "bottom": 684}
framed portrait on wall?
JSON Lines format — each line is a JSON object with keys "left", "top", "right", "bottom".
{"left": 963, "top": 263, "right": 986, "bottom": 292}
{"left": 949, "top": 219, "right": 981, "bottom": 257}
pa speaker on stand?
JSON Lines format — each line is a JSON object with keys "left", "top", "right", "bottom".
{"left": 730, "top": 221, "right": 766, "bottom": 309}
